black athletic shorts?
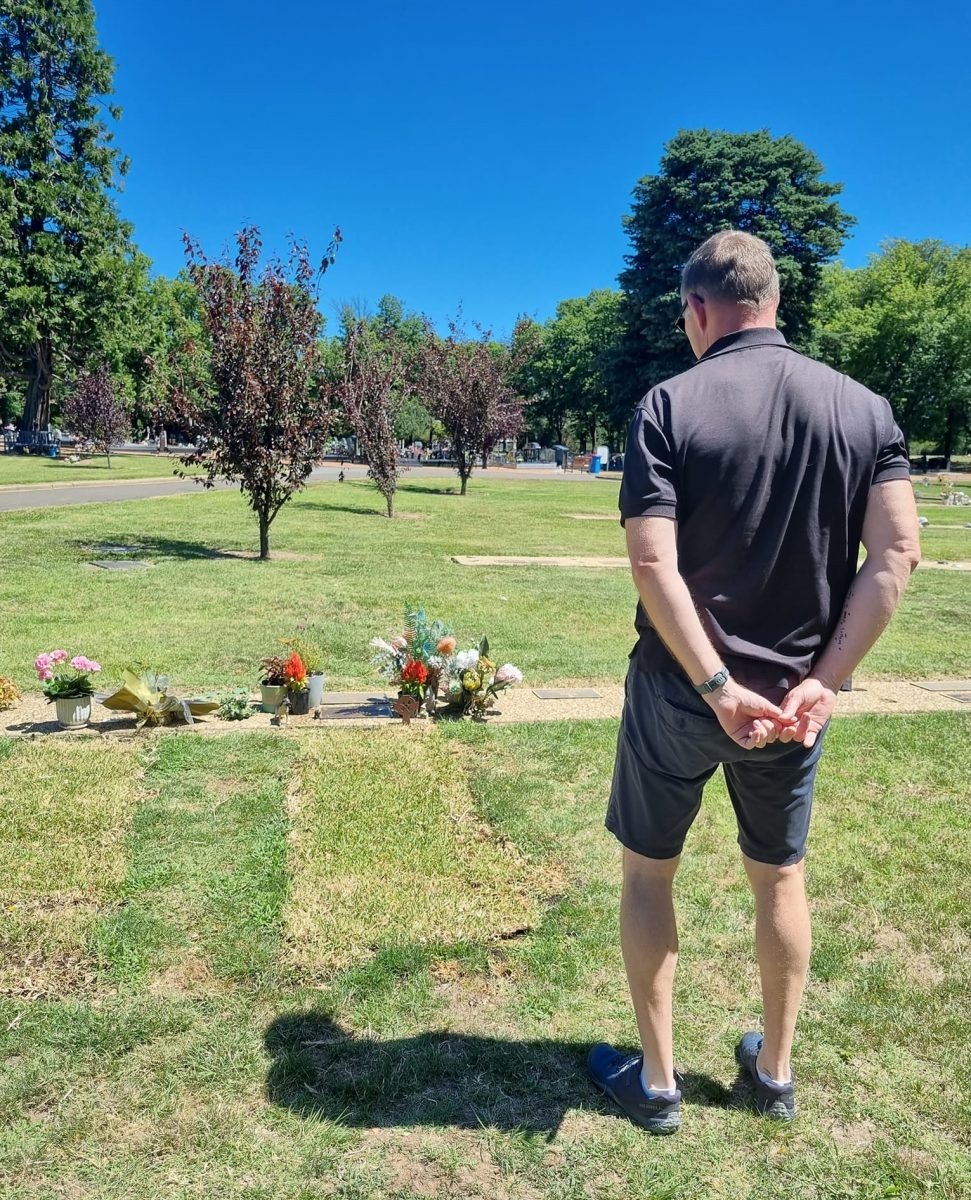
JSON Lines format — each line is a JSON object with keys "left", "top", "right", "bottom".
{"left": 606, "top": 667, "right": 828, "bottom": 866}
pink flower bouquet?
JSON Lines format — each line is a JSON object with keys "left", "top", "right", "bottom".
{"left": 34, "top": 650, "right": 101, "bottom": 702}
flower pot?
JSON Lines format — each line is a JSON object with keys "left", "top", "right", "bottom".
{"left": 260, "top": 684, "right": 287, "bottom": 712}
{"left": 288, "top": 689, "right": 310, "bottom": 716}
{"left": 307, "top": 673, "right": 325, "bottom": 707}
{"left": 55, "top": 697, "right": 91, "bottom": 728}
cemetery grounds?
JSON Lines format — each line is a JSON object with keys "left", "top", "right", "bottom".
{"left": 0, "top": 474, "right": 968, "bottom": 1199}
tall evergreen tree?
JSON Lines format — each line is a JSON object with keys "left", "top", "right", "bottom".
{"left": 616, "top": 129, "right": 854, "bottom": 411}
{"left": 0, "top": 0, "right": 135, "bottom": 430}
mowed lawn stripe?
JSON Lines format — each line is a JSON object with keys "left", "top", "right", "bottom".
{"left": 286, "top": 729, "right": 564, "bottom": 976}
{"left": 0, "top": 738, "right": 141, "bottom": 999}
{"left": 93, "top": 735, "right": 295, "bottom": 991}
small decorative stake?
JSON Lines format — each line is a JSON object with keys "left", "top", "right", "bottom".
{"left": 392, "top": 694, "right": 420, "bottom": 724}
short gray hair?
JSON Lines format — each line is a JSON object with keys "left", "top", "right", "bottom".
{"left": 681, "top": 230, "right": 780, "bottom": 311}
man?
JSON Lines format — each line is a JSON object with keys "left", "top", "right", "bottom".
{"left": 588, "top": 230, "right": 920, "bottom": 1134}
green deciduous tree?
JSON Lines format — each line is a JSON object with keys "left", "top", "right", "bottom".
{"left": 617, "top": 128, "right": 854, "bottom": 410}
{"left": 515, "top": 289, "right": 624, "bottom": 449}
{"left": 813, "top": 240, "right": 971, "bottom": 461}
{"left": 0, "top": 0, "right": 138, "bottom": 430}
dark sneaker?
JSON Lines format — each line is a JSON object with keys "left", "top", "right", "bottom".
{"left": 736, "top": 1032, "right": 796, "bottom": 1120}
{"left": 586, "top": 1043, "right": 681, "bottom": 1134}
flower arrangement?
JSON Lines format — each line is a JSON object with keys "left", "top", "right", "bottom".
{"left": 371, "top": 607, "right": 455, "bottom": 715}
{"left": 371, "top": 613, "right": 523, "bottom": 721}
{"left": 282, "top": 650, "right": 309, "bottom": 692}
{"left": 34, "top": 650, "right": 101, "bottom": 701}
{"left": 96, "top": 670, "right": 219, "bottom": 728}
{"left": 0, "top": 675, "right": 20, "bottom": 711}
{"left": 444, "top": 636, "right": 523, "bottom": 718}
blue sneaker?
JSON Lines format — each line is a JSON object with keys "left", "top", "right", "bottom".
{"left": 736, "top": 1032, "right": 796, "bottom": 1120}
{"left": 586, "top": 1043, "right": 681, "bottom": 1134}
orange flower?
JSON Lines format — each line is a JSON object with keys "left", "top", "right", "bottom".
{"left": 437, "top": 636, "right": 457, "bottom": 655}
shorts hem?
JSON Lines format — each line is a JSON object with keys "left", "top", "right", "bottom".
{"left": 605, "top": 818, "right": 684, "bottom": 861}
{"left": 737, "top": 841, "right": 807, "bottom": 868}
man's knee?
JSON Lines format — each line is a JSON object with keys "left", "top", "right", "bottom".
{"left": 742, "top": 852, "right": 805, "bottom": 893}
{"left": 623, "top": 847, "right": 681, "bottom": 887}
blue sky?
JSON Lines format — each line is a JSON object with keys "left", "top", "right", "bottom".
{"left": 95, "top": 0, "right": 971, "bottom": 336}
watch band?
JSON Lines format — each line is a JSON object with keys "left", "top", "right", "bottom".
{"left": 693, "top": 666, "right": 730, "bottom": 694}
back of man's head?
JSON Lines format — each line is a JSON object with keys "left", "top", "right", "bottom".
{"left": 681, "top": 230, "right": 780, "bottom": 313}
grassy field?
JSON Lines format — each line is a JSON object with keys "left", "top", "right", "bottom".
{"left": 1, "top": 716, "right": 968, "bottom": 1198}
{"left": 0, "top": 452, "right": 193, "bottom": 487}
{"left": 0, "top": 475, "right": 968, "bottom": 694}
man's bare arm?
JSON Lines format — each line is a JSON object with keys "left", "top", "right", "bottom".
{"left": 625, "top": 516, "right": 786, "bottom": 748}
{"left": 778, "top": 479, "right": 921, "bottom": 745}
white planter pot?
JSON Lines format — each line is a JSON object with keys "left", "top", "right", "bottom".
{"left": 308, "top": 673, "right": 325, "bottom": 707}
{"left": 55, "top": 697, "right": 92, "bottom": 728}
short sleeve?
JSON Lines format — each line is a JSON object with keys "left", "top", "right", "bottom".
{"left": 619, "top": 402, "right": 678, "bottom": 526}
{"left": 872, "top": 402, "right": 911, "bottom": 485}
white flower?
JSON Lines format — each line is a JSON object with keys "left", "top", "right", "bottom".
{"left": 391, "top": 636, "right": 408, "bottom": 650}
{"left": 370, "top": 637, "right": 394, "bottom": 654}
{"left": 454, "top": 649, "right": 479, "bottom": 671}
{"left": 495, "top": 663, "right": 523, "bottom": 686}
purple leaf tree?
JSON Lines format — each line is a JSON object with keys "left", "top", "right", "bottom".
{"left": 174, "top": 225, "right": 340, "bottom": 560}
{"left": 415, "top": 321, "right": 527, "bottom": 495}
{"left": 62, "top": 363, "right": 129, "bottom": 467}
{"left": 335, "top": 319, "right": 409, "bottom": 517}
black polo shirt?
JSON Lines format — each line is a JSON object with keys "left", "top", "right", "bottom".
{"left": 619, "top": 327, "right": 911, "bottom": 695}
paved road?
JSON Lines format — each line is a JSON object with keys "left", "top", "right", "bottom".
{"left": 0, "top": 464, "right": 611, "bottom": 512}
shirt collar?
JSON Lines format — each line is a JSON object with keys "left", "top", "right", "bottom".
{"left": 699, "top": 327, "right": 788, "bottom": 362}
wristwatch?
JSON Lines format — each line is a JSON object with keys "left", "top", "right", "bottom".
{"left": 693, "top": 666, "right": 730, "bottom": 694}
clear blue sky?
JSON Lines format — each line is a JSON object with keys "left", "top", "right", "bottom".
{"left": 95, "top": 0, "right": 971, "bottom": 336}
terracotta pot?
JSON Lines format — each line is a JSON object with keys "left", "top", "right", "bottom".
{"left": 55, "top": 697, "right": 91, "bottom": 728}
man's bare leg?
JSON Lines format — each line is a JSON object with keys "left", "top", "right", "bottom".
{"left": 742, "top": 854, "right": 811, "bottom": 1081}
{"left": 620, "top": 848, "right": 680, "bottom": 1092}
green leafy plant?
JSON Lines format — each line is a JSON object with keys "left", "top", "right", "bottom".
{"left": 216, "top": 690, "right": 253, "bottom": 721}
{"left": 0, "top": 675, "right": 20, "bottom": 710}
{"left": 96, "top": 670, "right": 219, "bottom": 728}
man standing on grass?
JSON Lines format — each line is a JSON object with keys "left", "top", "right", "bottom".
{"left": 588, "top": 230, "right": 920, "bottom": 1134}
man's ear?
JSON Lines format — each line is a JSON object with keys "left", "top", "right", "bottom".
{"left": 688, "top": 293, "right": 706, "bottom": 333}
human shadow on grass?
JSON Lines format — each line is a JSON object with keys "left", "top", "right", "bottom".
{"left": 264, "top": 1011, "right": 738, "bottom": 1136}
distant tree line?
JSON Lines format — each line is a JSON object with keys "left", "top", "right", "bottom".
{"left": 2, "top": 2, "right": 969, "bottom": 557}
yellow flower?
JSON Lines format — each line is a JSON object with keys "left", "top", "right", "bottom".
{"left": 462, "top": 670, "right": 481, "bottom": 692}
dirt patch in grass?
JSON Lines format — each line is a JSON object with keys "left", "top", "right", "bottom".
{"left": 285, "top": 730, "right": 566, "bottom": 975}
{"left": 146, "top": 954, "right": 222, "bottom": 998}
{"left": 830, "top": 1118, "right": 878, "bottom": 1152}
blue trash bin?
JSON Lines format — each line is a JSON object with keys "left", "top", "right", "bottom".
{"left": 590, "top": 454, "right": 602, "bottom": 474}
{"left": 49, "top": 445, "right": 59, "bottom": 458}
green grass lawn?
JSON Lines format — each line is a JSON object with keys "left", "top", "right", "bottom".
{"left": 0, "top": 451, "right": 193, "bottom": 487}
{"left": 0, "top": 476, "right": 968, "bottom": 695}
{"left": 1, "top": 715, "right": 968, "bottom": 1198}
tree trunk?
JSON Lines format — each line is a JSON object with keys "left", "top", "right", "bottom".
{"left": 21, "top": 334, "right": 53, "bottom": 431}
{"left": 481, "top": 451, "right": 488, "bottom": 469}
{"left": 106, "top": 450, "right": 111, "bottom": 468}
{"left": 259, "top": 510, "right": 270, "bottom": 560}
{"left": 943, "top": 407, "right": 954, "bottom": 469}
{"left": 386, "top": 491, "right": 394, "bottom": 518}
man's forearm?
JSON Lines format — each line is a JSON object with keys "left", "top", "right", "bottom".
{"left": 632, "top": 562, "right": 724, "bottom": 686}
{"left": 812, "top": 552, "right": 918, "bottom": 691}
